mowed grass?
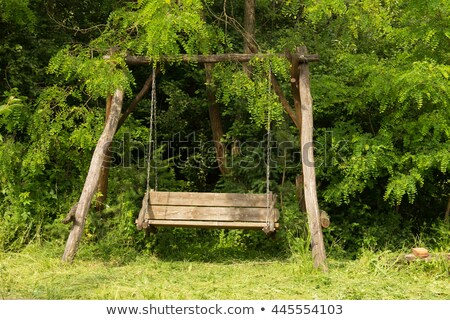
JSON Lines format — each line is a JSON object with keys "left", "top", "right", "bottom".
{"left": 0, "top": 243, "right": 449, "bottom": 300}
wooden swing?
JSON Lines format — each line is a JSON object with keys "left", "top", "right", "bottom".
{"left": 135, "top": 67, "right": 279, "bottom": 234}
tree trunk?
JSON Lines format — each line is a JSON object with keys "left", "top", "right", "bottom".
{"left": 96, "top": 95, "right": 113, "bottom": 212}
{"left": 243, "top": 0, "right": 257, "bottom": 54}
{"left": 62, "top": 89, "right": 124, "bottom": 262}
{"left": 243, "top": 0, "right": 257, "bottom": 75}
{"left": 298, "top": 46, "right": 328, "bottom": 271}
{"left": 205, "top": 63, "right": 228, "bottom": 175}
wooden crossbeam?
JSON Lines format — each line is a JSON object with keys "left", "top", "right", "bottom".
{"left": 125, "top": 52, "right": 320, "bottom": 66}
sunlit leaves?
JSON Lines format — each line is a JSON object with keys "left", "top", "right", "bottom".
{"left": 0, "top": 89, "right": 29, "bottom": 134}
{"left": 306, "top": 0, "right": 450, "bottom": 206}
{"left": 303, "top": 0, "right": 347, "bottom": 24}
{"left": 48, "top": 46, "right": 134, "bottom": 98}
{"left": 0, "top": 96, "right": 22, "bottom": 114}
{"left": 214, "top": 58, "right": 284, "bottom": 129}
{"left": 104, "top": 0, "right": 216, "bottom": 59}
{"left": 321, "top": 55, "right": 450, "bottom": 205}
{"left": 384, "top": 169, "right": 424, "bottom": 205}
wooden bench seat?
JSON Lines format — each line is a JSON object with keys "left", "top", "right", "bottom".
{"left": 136, "top": 191, "right": 279, "bottom": 233}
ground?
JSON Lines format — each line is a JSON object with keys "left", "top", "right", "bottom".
{"left": 1, "top": 243, "right": 449, "bottom": 299}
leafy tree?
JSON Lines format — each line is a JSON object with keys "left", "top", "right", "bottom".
{"left": 1, "top": 0, "right": 449, "bottom": 255}
{"left": 0, "top": 0, "right": 116, "bottom": 249}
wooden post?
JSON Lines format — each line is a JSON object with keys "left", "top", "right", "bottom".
{"left": 62, "top": 89, "right": 124, "bottom": 262}
{"left": 298, "top": 46, "right": 328, "bottom": 271}
{"left": 95, "top": 72, "right": 154, "bottom": 213}
{"left": 96, "top": 95, "right": 113, "bottom": 212}
{"left": 295, "top": 175, "right": 307, "bottom": 212}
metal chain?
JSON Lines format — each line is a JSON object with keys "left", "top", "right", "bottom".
{"left": 146, "top": 67, "right": 157, "bottom": 193}
{"left": 152, "top": 68, "right": 158, "bottom": 191}
{"left": 265, "top": 64, "right": 272, "bottom": 231}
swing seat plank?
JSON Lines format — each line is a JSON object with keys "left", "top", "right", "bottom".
{"left": 148, "top": 206, "right": 278, "bottom": 222}
{"left": 137, "top": 191, "right": 279, "bottom": 232}
{"left": 145, "top": 220, "right": 279, "bottom": 229}
{"left": 149, "top": 191, "right": 273, "bottom": 208}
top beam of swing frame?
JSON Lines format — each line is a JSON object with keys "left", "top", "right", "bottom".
{"left": 125, "top": 52, "right": 320, "bottom": 65}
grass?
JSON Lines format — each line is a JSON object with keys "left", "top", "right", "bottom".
{"left": 0, "top": 242, "right": 449, "bottom": 300}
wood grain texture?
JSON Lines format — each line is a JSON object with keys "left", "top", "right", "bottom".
{"left": 146, "top": 220, "right": 280, "bottom": 230}
{"left": 62, "top": 89, "right": 124, "bottom": 262}
{"left": 148, "top": 191, "right": 276, "bottom": 208}
{"left": 146, "top": 206, "right": 279, "bottom": 222}
{"left": 320, "top": 210, "right": 330, "bottom": 228}
{"left": 125, "top": 53, "right": 320, "bottom": 65}
{"left": 298, "top": 46, "right": 328, "bottom": 271}
{"left": 139, "top": 191, "right": 279, "bottom": 231}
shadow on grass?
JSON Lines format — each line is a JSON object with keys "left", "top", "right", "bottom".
{"left": 75, "top": 227, "right": 291, "bottom": 265}
{"left": 146, "top": 227, "right": 291, "bottom": 263}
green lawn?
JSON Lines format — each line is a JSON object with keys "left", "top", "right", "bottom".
{"left": 0, "top": 243, "right": 448, "bottom": 300}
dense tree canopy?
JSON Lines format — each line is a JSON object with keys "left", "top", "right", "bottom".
{"left": 1, "top": 0, "right": 449, "bottom": 256}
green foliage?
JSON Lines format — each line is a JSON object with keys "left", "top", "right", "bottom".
{"left": 214, "top": 58, "right": 285, "bottom": 129}
{"left": 318, "top": 57, "right": 450, "bottom": 206}
{"left": 97, "top": 0, "right": 219, "bottom": 59}
{"left": 296, "top": 0, "right": 450, "bottom": 217}
{"left": 2, "top": 0, "right": 450, "bottom": 260}
{"left": 47, "top": 47, "right": 134, "bottom": 98}
{"left": 0, "top": 0, "right": 36, "bottom": 26}
{"left": 427, "top": 222, "right": 450, "bottom": 252}
{"left": 0, "top": 89, "right": 29, "bottom": 134}
{"left": 303, "top": 0, "right": 347, "bottom": 24}
{"left": 0, "top": 85, "right": 106, "bottom": 250}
